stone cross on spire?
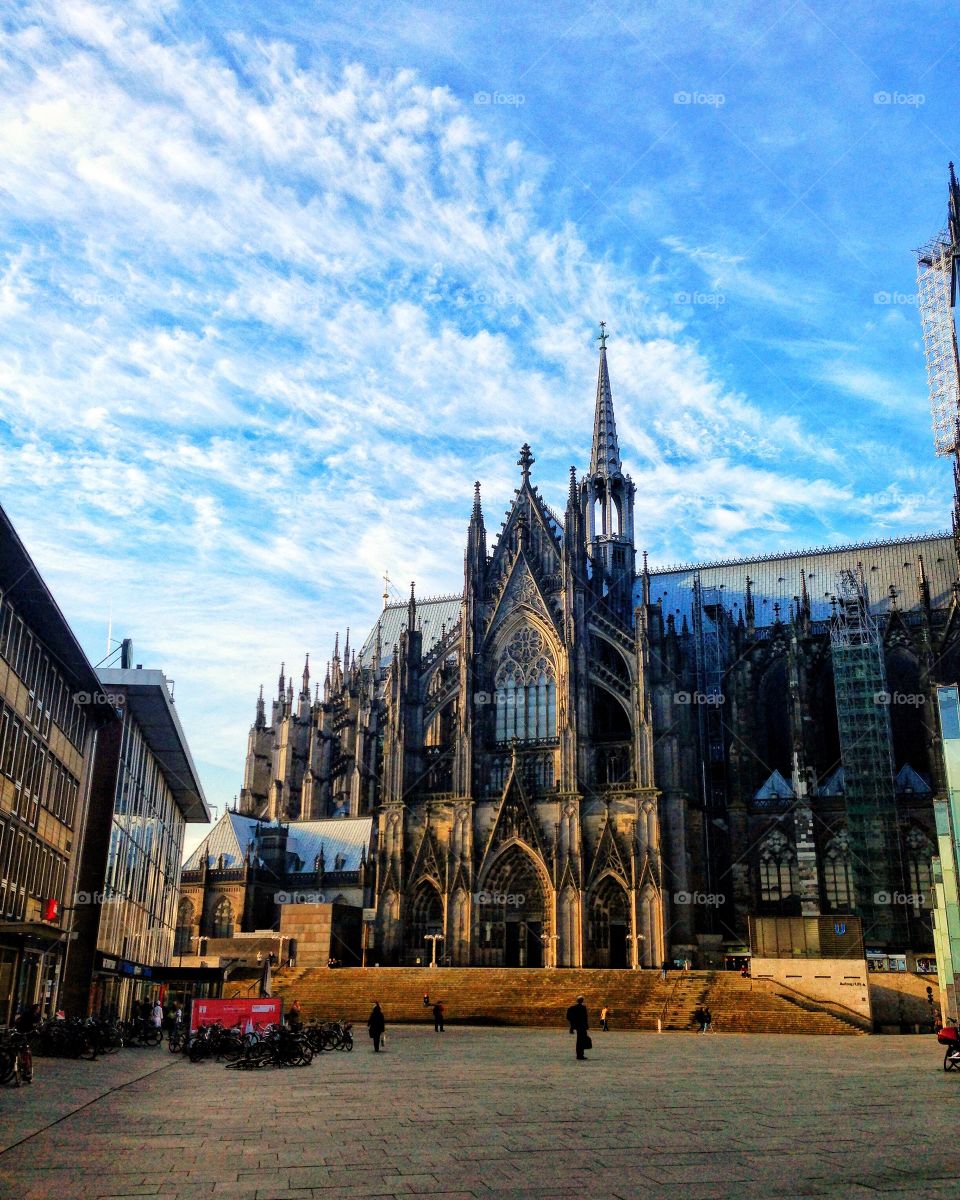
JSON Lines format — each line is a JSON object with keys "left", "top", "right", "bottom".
{"left": 518, "top": 443, "right": 535, "bottom": 482}
{"left": 589, "top": 322, "right": 621, "bottom": 477}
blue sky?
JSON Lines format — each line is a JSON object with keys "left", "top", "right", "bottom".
{"left": 1, "top": 0, "right": 957, "bottom": 854}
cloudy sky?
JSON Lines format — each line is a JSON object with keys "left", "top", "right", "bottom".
{"left": 1, "top": 0, "right": 957, "bottom": 853}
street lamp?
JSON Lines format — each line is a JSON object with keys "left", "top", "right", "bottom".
{"left": 424, "top": 933, "right": 444, "bottom": 968}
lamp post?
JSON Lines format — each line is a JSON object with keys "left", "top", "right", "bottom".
{"left": 541, "top": 932, "right": 560, "bottom": 968}
{"left": 424, "top": 933, "right": 444, "bottom": 968}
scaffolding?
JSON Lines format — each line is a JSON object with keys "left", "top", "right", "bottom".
{"left": 830, "top": 569, "right": 904, "bottom": 947}
{"left": 918, "top": 226, "right": 960, "bottom": 456}
{"left": 692, "top": 577, "right": 730, "bottom": 930}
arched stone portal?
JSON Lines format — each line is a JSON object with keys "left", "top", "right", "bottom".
{"left": 405, "top": 881, "right": 444, "bottom": 961}
{"left": 477, "top": 845, "right": 549, "bottom": 967}
{"left": 588, "top": 875, "right": 631, "bottom": 968}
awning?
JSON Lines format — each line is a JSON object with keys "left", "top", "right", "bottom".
{"left": 0, "top": 921, "right": 70, "bottom": 946}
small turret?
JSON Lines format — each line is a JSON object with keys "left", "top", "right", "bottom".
{"left": 255, "top": 684, "right": 265, "bottom": 730}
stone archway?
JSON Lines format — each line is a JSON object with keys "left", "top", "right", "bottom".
{"left": 477, "top": 844, "right": 550, "bottom": 967}
{"left": 588, "top": 875, "right": 631, "bottom": 969}
{"left": 404, "top": 881, "right": 444, "bottom": 962}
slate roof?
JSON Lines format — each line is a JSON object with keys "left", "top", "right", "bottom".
{"left": 360, "top": 596, "right": 462, "bottom": 671}
{"left": 643, "top": 533, "right": 954, "bottom": 629}
{"left": 182, "top": 810, "right": 372, "bottom": 873}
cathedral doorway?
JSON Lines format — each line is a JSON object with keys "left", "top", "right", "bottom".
{"left": 477, "top": 846, "right": 549, "bottom": 967}
{"left": 588, "top": 876, "right": 631, "bottom": 968}
{"left": 404, "top": 882, "right": 444, "bottom": 962}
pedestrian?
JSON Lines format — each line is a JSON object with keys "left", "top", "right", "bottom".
{"left": 600, "top": 1006, "right": 610, "bottom": 1031}
{"left": 740, "top": 962, "right": 749, "bottom": 979}
{"left": 368, "top": 1001, "right": 386, "bottom": 1052}
{"left": 433, "top": 1001, "right": 445, "bottom": 1032}
{"left": 565, "top": 995, "right": 591, "bottom": 1060}
{"left": 693, "top": 1006, "right": 704, "bottom": 1033}
{"left": 702, "top": 1006, "right": 712, "bottom": 1034}
{"left": 151, "top": 999, "right": 164, "bottom": 1036}
{"left": 286, "top": 999, "right": 303, "bottom": 1030}
{"left": 422, "top": 992, "right": 430, "bottom": 1007}
{"left": 684, "top": 958, "right": 691, "bottom": 972}
{"left": 660, "top": 960, "right": 669, "bottom": 981}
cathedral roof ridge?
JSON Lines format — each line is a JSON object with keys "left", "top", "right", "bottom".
{"left": 649, "top": 530, "right": 952, "bottom": 574}
{"left": 379, "top": 591, "right": 461, "bottom": 609}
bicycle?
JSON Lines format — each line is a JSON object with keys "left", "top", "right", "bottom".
{"left": 0, "top": 1030, "right": 34, "bottom": 1086}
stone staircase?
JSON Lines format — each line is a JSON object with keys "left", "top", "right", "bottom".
{"left": 269, "top": 967, "right": 864, "bottom": 1034}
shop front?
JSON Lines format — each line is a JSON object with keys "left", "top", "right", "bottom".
{"left": 89, "top": 951, "right": 226, "bottom": 1019}
{"left": 0, "top": 920, "right": 70, "bottom": 1026}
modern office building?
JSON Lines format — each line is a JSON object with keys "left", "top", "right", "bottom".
{"left": 61, "top": 661, "right": 210, "bottom": 1017}
{"left": 0, "top": 504, "right": 120, "bottom": 1024}
{"left": 932, "top": 685, "right": 960, "bottom": 1021}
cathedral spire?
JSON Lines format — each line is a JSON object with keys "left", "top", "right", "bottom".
{"left": 518, "top": 443, "right": 535, "bottom": 483}
{"left": 589, "top": 322, "right": 621, "bottom": 477}
{"left": 408, "top": 580, "right": 417, "bottom": 632}
{"left": 642, "top": 549, "right": 651, "bottom": 606}
{"left": 472, "top": 480, "right": 483, "bottom": 522}
{"left": 255, "top": 684, "right": 265, "bottom": 730}
{"left": 277, "top": 662, "right": 285, "bottom": 699}
{"left": 301, "top": 654, "right": 310, "bottom": 698}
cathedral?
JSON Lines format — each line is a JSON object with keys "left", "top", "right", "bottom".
{"left": 209, "top": 328, "right": 957, "bottom": 971}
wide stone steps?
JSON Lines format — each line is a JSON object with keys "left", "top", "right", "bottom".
{"left": 269, "top": 967, "right": 863, "bottom": 1034}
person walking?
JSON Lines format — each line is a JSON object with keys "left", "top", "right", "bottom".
{"left": 286, "top": 999, "right": 303, "bottom": 1030}
{"left": 702, "top": 1006, "right": 712, "bottom": 1034}
{"left": 660, "top": 960, "right": 669, "bottom": 982}
{"left": 693, "top": 1006, "right": 705, "bottom": 1033}
{"left": 600, "top": 1006, "right": 610, "bottom": 1031}
{"left": 566, "top": 995, "right": 591, "bottom": 1060}
{"left": 422, "top": 992, "right": 430, "bottom": 1007}
{"left": 368, "top": 1001, "right": 386, "bottom": 1052}
{"left": 433, "top": 1000, "right": 445, "bottom": 1033}
{"left": 151, "top": 999, "right": 164, "bottom": 1038}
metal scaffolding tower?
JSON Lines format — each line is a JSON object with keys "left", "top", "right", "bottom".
{"left": 692, "top": 576, "right": 730, "bottom": 930}
{"left": 830, "top": 569, "right": 904, "bottom": 947}
{"left": 917, "top": 164, "right": 960, "bottom": 457}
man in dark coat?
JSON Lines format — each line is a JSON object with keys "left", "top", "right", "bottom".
{"left": 432, "top": 1001, "right": 445, "bottom": 1032}
{"left": 368, "top": 1001, "right": 386, "bottom": 1052}
{"left": 566, "top": 995, "right": 590, "bottom": 1060}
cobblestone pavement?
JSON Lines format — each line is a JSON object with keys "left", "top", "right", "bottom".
{"left": 0, "top": 1028, "right": 955, "bottom": 1200}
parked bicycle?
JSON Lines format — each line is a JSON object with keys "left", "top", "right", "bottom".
{"left": 305, "top": 1019, "right": 353, "bottom": 1052}
{"left": 0, "top": 1029, "right": 34, "bottom": 1086}
{"left": 225, "top": 1024, "right": 313, "bottom": 1069}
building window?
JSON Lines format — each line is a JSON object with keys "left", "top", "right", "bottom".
{"left": 823, "top": 829, "right": 855, "bottom": 910}
{"left": 905, "top": 826, "right": 934, "bottom": 911}
{"left": 495, "top": 627, "right": 557, "bottom": 742}
{"left": 758, "top": 829, "right": 798, "bottom": 905}
{"left": 211, "top": 897, "right": 234, "bottom": 938}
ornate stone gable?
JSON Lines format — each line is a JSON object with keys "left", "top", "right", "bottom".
{"left": 485, "top": 553, "right": 560, "bottom": 645}
{"left": 587, "top": 817, "right": 630, "bottom": 888}
{"left": 481, "top": 754, "right": 549, "bottom": 865}
{"left": 408, "top": 823, "right": 446, "bottom": 889}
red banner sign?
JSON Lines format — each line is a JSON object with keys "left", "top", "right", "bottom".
{"left": 189, "top": 997, "right": 283, "bottom": 1033}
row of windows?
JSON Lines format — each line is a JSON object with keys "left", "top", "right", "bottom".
{"left": 96, "top": 715, "right": 185, "bottom": 963}
{"left": 0, "top": 702, "right": 80, "bottom": 829}
{"left": 0, "top": 593, "right": 88, "bottom": 749}
{"left": 494, "top": 680, "right": 558, "bottom": 742}
{"left": 0, "top": 814, "right": 68, "bottom": 920}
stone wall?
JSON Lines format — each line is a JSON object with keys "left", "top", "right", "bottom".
{"left": 752, "top": 957, "right": 872, "bottom": 1025}
{"left": 279, "top": 902, "right": 363, "bottom": 967}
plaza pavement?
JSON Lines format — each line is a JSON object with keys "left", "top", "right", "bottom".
{"left": 0, "top": 1027, "right": 954, "bottom": 1200}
